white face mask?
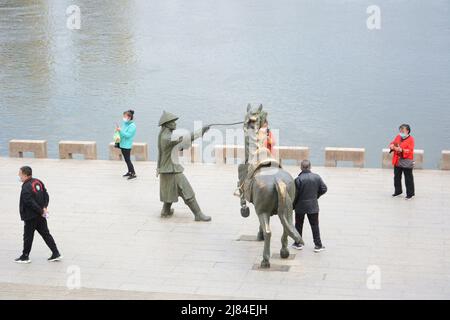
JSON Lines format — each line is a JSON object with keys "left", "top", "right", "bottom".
{"left": 18, "top": 176, "right": 22, "bottom": 183}
{"left": 123, "top": 117, "right": 129, "bottom": 122}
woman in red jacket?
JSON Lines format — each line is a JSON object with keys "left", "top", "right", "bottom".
{"left": 389, "top": 124, "right": 415, "bottom": 200}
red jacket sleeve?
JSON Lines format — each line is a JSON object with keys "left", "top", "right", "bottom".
{"left": 390, "top": 135, "right": 401, "bottom": 147}
{"left": 402, "top": 136, "right": 414, "bottom": 159}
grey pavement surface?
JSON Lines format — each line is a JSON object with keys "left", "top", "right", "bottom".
{"left": 1, "top": 157, "right": 449, "bottom": 299}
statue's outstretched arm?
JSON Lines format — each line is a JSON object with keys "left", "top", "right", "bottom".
{"left": 172, "top": 126, "right": 210, "bottom": 150}
{"left": 189, "top": 126, "right": 210, "bottom": 143}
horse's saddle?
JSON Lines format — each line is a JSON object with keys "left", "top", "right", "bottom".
{"left": 238, "top": 157, "right": 281, "bottom": 203}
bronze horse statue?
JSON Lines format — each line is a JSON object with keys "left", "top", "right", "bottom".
{"left": 237, "top": 104, "right": 304, "bottom": 268}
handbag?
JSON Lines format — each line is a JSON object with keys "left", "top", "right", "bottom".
{"left": 398, "top": 158, "right": 415, "bottom": 169}
{"left": 113, "top": 131, "right": 121, "bottom": 149}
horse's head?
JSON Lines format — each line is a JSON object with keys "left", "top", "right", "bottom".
{"left": 244, "top": 103, "right": 267, "bottom": 132}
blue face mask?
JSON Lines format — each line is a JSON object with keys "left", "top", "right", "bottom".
{"left": 399, "top": 132, "right": 408, "bottom": 139}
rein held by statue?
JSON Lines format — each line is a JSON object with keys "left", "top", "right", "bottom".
{"left": 207, "top": 121, "right": 244, "bottom": 127}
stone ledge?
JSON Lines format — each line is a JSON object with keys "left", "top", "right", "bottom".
{"left": 325, "top": 147, "right": 365, "bottom": 168}
{"left": 441, "top": 150, "right": 450, "bottom": 170}
{"left": 382, "top": 149, "right": 424, "bottom": 169}
{"left": 109, "top": 142, "right": 149, "bottom": 161}
{"left": 59, "top": 141, "right": 97, "bottom": 160}
{"left": 273, "top": 146, "right": 310, "bottom": 165}
{"left": 214, "top": 145, "right": 245, "bottom": 164}
{"left": 9, "top": 139, "right": 48, "bottom": 158}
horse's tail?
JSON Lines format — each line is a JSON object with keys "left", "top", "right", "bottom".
{"left": 275, "top": 179, "right": 304, "bottom": 245}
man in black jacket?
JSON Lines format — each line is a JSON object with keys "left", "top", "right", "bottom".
{"left": 15, "top": 166, "right": 61, "bottom": 264}
{"left": 292, "top": 160, "right": 327, "bottom": 252}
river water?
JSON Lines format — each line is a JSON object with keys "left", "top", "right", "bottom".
{"left": 1, "top": 0, "right": 449, "bottom": 168}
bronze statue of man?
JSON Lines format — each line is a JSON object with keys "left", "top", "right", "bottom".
{"left": 156, "top": 111, "right": 211, "bottom": 222}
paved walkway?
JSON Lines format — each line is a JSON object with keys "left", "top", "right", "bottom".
{"left": 1, "top": 157, "right": 449, "bottom": 299}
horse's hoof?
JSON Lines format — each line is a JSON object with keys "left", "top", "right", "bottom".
{"left": 241, "top": 207, "right": 250, "bottom": 218}
{"left": 260, "top": 260, "right": 270, "bottom": 269}
{"left": 280, "top": 248, "right": 290, "bottom": 259}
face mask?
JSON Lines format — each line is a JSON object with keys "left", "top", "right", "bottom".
{"left": 123, "top": 118, "right": 129, "bottom": 123}
{"left": 18, "top": 176, "right": 22, "bottom": 183}
{"left": 400, "top": 132, "right": 408, "bottom": 139}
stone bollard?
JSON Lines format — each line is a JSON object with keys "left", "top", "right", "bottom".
{"left": 441, "top": 150, "right": 450, "bottom": 170}
{"left": 382, "top": 149, "right": 424, "bottom": 169}
{"left": 59, "top": 141, "right": 97, "bottom": 160}
{"left": 109, "top": 142, "right": 149, "bottom": 161}
{"left": 273, "top": 146, "right": 310, "bottom": 166}
{"left": 325, "top": 147, "right": 365, "bottom": 168}
{"left": 214, "top": 145, "right": 245, "bottom": 164}
{"left": 9, "top": 140, "right": 48, "bottom": 158}
{"left": 178, "top": 143, "right": 201, "bottom": 163}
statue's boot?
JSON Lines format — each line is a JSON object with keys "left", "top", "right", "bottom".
{"left": 186, "top": 198, "right": 211, "bottom": 222}
{"left": 161, "top": 202, "right": 174, "bottom": 217}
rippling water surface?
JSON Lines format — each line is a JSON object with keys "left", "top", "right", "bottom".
{"left": 1, "top": 0, "right": 449, "bottom": 168}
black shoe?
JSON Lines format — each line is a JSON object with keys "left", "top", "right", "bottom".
{"left": 314, "top": 245, "right": 326, "bottom": 253}
{"left": 48, "top": 252, "right": 63, "bottom": 262}
{"left": 122, "top": 172, "right": 131, "bottom": 177}
{"left": 392, "top": 192, "right": 402, "bottom": 197}
{"left": 405, "top": 195, "right": 415, "bottom": 200}
{"left": 127, "top": 174, "right": 137, "bottom": 180}
{"left": 14, "top": 255, "right": 31, "bottom": 264}
{"left": 291, "top": 242, "right": 304, "bottom": 250}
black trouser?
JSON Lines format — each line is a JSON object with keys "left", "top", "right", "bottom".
{"left": 295, "top": 212, "right": 322, "bottom": 247}
{"left": 121, "top": 148, "right": 135, "bottom": 174}
{"left": 23, "top": 216, "right": 59, "bottom": 256}
{"left": 394, "top": 166, "right": 415, "bottom": 197}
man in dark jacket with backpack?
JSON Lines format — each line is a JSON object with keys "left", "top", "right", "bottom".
{"left": 292, "top": 160, "right": 327, "bottom": 252}
{"left": 15, "top": 166, "right": 61, "bottom": 264}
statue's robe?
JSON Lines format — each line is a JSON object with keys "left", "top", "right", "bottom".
{"left": 157, "top": 127, "right": 202, "bottom": 203}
